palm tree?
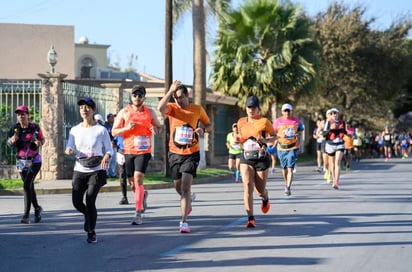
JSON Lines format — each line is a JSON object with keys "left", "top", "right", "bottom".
{"left": 211, "top": 0, "right": 318, "bottom": 116}
{"left": 173, "top": 0, "right": 231, "bottom": 108}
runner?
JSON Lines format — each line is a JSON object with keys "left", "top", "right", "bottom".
{"left": 112, "top": 85, "right": 161, "bottom": 225}
{"left": 323, "top": 108, "right": 347, "bottom": 189}
{"left": 273, "top": 103, "right": 304, "bottom": 196}
{"left": 226, "top": 123, "right": 242, "bottom": 182}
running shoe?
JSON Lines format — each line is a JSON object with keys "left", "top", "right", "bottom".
{"left": 119, "top": 197, "right": 129, "bottom": 205}
{"left": 326, "top": 175, "right": 333, "bottom": 184}
{"left": 131, "top": 212, "right": 143, "bottom": 225}
{"left": 284, "top": 187, "right": 291, "bottom": 196}
{"left": 34, "top": 206, "right": 43, "bottom": 223}
{"left": 142, "top": 190, "right": 149, "bottom": 212}
{"left": 21, "top": 215, "right": 30, "bottom": 224}
{"left": 271, "top": 168, "right": 276, "bottom": 174}
{"left": 87, "top": 231, "right": 97, "bottom": 243}
{"left": 323, "top": 170, "right": 329, "bottom": 180}
{"left": 293, "top": 166, "right": 297, "bottom": 173}
{"left": 187, "top": 192, "right": 196, "bottom": 215}
{"left": 245, "top": 219, "right": 256, "bottom": 228}
{"left": 261, "top": 199, "right": 270, "bottom": 213}
{"left": 332, "top": 181, "right": 339, "bottom": 190}
{"left": 179, "top": 221, "right": 190, "bottom": 233}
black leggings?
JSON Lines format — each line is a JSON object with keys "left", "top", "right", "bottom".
{"left": 118, "top": 163, "right": 127, "bottom": 197}
{"left": 72, "top": 170, "right": 106, "bottom": 233}
{"left": 20, "top": 162, "right": 41, "bottom": 216}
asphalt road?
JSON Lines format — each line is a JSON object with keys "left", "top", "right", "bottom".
{"left": 0, "top": 158, "right": 411, "bottom": 272}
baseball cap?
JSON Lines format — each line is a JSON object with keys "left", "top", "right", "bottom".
{"left": 131, "top": 85, "right": 146, "bottom": 95}
{"left": 107, "top": 113, "right": 114, "bottom": 118}
{"left": 78, "top": 97, "right": 96, "bottom": 110}
{"left": 246, "top": 96, "right": 260, "bottom": 108}
{"left": 94, "top": 114, "right": 104, "bottom": 123}
{"left": 281, "top": 103, "right": 293, "bottom": 111}
{"left": 15, "top": 105, "right": 29, "bottom": 114}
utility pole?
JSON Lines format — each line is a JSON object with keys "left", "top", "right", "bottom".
{"left": 163, "top": 0, "right": 173, "bottom": 176}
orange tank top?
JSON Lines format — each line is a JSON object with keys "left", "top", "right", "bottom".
{"left": 123, "top": 105, "right": 153, "bottom": 155}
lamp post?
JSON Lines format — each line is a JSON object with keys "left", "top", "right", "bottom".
{"left": 47, "top": 45, "right": 57, "bottom": 73}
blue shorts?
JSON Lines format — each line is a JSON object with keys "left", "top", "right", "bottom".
{"left": 277, "top": 149, "right": 298, "bottom": 169}
{"left": 266, "top": 144, "right": 277, "bottom": 155}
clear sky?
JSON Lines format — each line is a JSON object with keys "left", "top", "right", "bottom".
{"left": 1, "top": 0, "right": 411, "bottom": 85}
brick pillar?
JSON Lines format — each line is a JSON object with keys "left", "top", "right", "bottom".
{"left": 38, "top": 72, "right": 67, "bottom": 180}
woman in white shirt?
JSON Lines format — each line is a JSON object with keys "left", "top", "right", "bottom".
{"left": 65, "top": 97, "right": 113, "bottom": 244}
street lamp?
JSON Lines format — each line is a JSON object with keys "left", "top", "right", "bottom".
{"left": 47, "top": 45, "right": 57, "bottom": 73}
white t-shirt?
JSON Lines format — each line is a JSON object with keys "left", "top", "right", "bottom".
{"left": 66, "top": 123, "right": 114, "bottom": 173}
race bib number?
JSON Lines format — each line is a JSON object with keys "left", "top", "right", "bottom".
{"left": 116, "top": 152, "right": 125, "bottom": 165}
{"left": 174, "top": 126, "right": 194, "bottom": 146}
{"left": 243, "top": 139, "right": 260, "bottom": 152}
{"left": 16, "top": 159, "right": 32, "bottom": 172}
{"left": 284, "top": 128, "right": 296, "bottom": 139}
{"left": 134, "top": 136, "right": 151, "bottom": 151}
{"left": 232, "top": 143, "right": 241, "bottom": 150}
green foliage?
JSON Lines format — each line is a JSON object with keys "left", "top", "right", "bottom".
{"left": 0, "top": 168, "right": 232, "bottom": 189}
{"left": 211, "top": 0, "right": 318, "bottom": 115}
{"left": 0, "top": 104, "right": 14, "bottom": 164}
{"left": 0, "top": 178, "right": 22, "bottom": 189}
{"left": 305, "top": 2, "right": 412, "bottom": 129}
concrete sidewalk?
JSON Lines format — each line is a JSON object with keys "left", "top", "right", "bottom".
{"left": 0, "top": 174, "right": 233, "bottom": 196}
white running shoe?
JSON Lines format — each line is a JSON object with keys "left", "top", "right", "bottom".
{"left": 191, "top": 192, "right": 196, "bottom": 202}
{"left": 293, "top": 166, "right": 297, "bottom": 173}
{"left": 179, "top": 221, "right": 190, "bottom": 233}
{"left": 131, "top": 212, "right": 143, "bottom": 225}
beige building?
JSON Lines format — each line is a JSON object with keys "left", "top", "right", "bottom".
{"left": 75, "top": 37, "right": 110, "bottom": 79}
{"left": 0, "top": 23, "right": 75, "bottom": 79}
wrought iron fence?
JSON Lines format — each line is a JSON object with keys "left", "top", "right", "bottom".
{"left": 0, "top": 81, "right": 42, "bottom": 164}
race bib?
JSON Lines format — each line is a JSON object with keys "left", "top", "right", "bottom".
{"left": 243, "top": 139, "right": 261, "bottom": 152}
{"left": 116, "top": 152, "right": 125, "bottom": 165}
{"left": 174, "top": 126, "right": 194, "bottom": 146}
{"left": 134, "top": 136, "right": 151, "bottom": 151}
{"left": 384, "top": 134, "right": 391, "bottom": 141}
{"left": 284, "top": 127, "right": 296, "bottom": 139}
{"left": 231, "top": 143, "right": 241, "bottom": 150}
{"left": 354, "top": 139, "right": 362, "bottom": 146}
{"left": 16, "top": 159, "right": 32, "bottom": 172}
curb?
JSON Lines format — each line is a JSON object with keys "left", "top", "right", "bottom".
{"left": 0, "top": 174, "right": 233, "bottom": 196}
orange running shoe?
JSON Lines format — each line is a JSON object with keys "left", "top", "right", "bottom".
{"left": 261, "top": 199, "right": 270, "bottom": 214}
{"left": 246, "top": 219, "right": 256, "bottom": 228}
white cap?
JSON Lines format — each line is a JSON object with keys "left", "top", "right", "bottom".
{"left": 281, "top": 103, "right": 293, "bottom": 111}
{"left": 94, "top": 114, "right": 104, "bottom": 123}
{"left": 326, "top": 108, "right": 339, "bottom": 115}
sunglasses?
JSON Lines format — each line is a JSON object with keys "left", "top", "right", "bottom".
{"left": 174, "top": 95, "right": 186, "bottom": 100}
{"left": 132, "top": 93, "right": 144, "bottom": 99}
{"left": 283, "top": 109, "right": 291, "bottom": 112}
{"left": 330, "top": 111, "right": 338, "bottom": 115}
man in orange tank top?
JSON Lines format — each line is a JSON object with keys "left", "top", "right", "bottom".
{"left": 112, "top": 85, "right": 161, "bottom": 225}
{"left": 157, "top": 80, "right": 212, "bottom": 233}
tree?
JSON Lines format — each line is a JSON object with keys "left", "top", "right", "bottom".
{"left": 210, "top": 0, "right": 318, "bottom": 116}
{"left": 173, "top": 0, "right": 231, "bottom": 108}
{"left": 310, "top": 2, "right": 412, "bottom": 128}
